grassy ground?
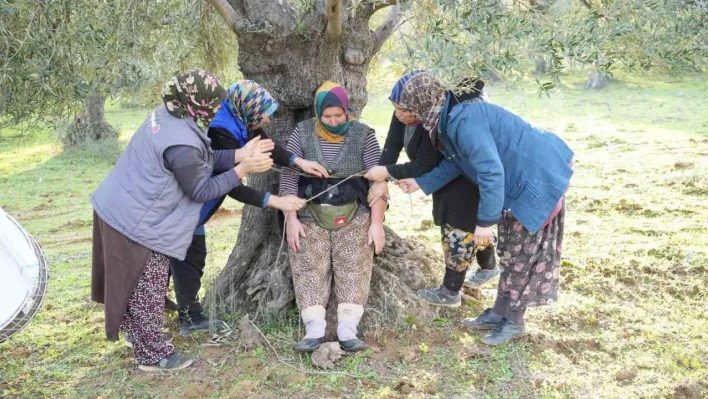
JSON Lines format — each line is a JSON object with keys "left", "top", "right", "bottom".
{"left": 1, "top": 72, "right": 707, "bottom": 399}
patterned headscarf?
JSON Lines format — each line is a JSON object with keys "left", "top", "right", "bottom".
{"left": 226, "top": 80, "right": 279, "bottom": 130}
{"left": 398, "top": 72, "right": 447, "bottom": 136}
{"left": 314, "top": 81, "right": 354, "bottom": 144}
{"left": 389, "top": 69, "right": 425, "bottom": 104}
{"left": 161, "top": 69, "right": 226, "bottom": 126}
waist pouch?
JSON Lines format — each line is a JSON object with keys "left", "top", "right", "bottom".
{"left": 307, "top": 200, "right": 358, "bottom": 230}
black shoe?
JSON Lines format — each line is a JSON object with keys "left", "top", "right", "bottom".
{"left": 482, "top": 318, "right": 525, "bottom": 345}
{"left": 295, "top": 337, "right": 325, "bottom": 353}
{"left": 164, "top": 297, "right": 179, "bottom": 313}
{"left": 463, "top": 308, "right": 504, "bottom": 330}
{"left": 178, "top": 312, "right": 225, "bottom": 336}
{"left": 339, "top": 339, "right": 368, "bottom": 352}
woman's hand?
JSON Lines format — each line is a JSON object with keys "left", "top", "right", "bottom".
{"left": 235, "top": 152, "right": 273, "bottom": 177}
{"left": 395, "top": 178, "right": 420, "bottom": 194}
{"left": 268, "top": 195, "right": 306, "bottom": 212}
{"left": 473, "top": 225, "right": 495, "bottom": 247}
{"left": 363, "top": 166, "right": 390, "bottom": 182}
{"left": 235, "top": 136, "right": 275, "bottom": 164}
{"left": 367, "top": 181, "right": 389, "bottom": 207}
{"left": 294, "top": 158, "right": 329, "bottom": 178}
{"left": 368, "top": 223, "right": 386, "bottom": 255}
{"left": 286, "top": 213, "right": 306, "bottom": 252}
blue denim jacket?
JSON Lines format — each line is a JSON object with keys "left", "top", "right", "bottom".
{"left": 416, "top": 97, "right": 574, "bottom": 232}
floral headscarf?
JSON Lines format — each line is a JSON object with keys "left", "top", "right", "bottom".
{"left": 208, "top": 80, "right": 279, "bottom": 148}
{"left": 388, "top": 69, "right": 425, "bottom": 104}
{"left": 226, "top": 80, "right": 279, "bottom": 130}
{"left": 314, "top": 81, "right": 355, "bottom": 144}
{"left": 397, "top": 72, "right": 447, "bottom": 135}
{"left": 161, "top": 69, "right": 226, "bottom": 126}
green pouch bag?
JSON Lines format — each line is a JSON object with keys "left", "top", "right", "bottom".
{"left": 307, "top": 200, "right": 358, "bottom": 230}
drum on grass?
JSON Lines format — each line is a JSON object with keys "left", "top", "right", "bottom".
{"left": 0, "top": 207, "right": 48, "bottom": 342}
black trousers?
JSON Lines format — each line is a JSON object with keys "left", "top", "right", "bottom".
{"left": 442, "top": 246, "right": 497, "bottom": 292}
{"left": 169, "top": 234, "right": 207, "bottom": 320}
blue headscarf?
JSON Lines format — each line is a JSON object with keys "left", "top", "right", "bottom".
{"left": 209, "top": 80, "right": 279, "bottom": 148}
{"left": 198, "top": 80, "right": 279, "bottom": 227}
{"left": 389, "top": 69, "right": 425, "bottom": 104}
{"left": 209, "top": 99, "right": 249, "bottom": 147}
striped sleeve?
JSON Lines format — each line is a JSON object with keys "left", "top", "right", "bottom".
{"left": 363, "top": 128, "right": 382, "bottom": 170}
{"left": 278, "top": 126, "right": 302, "bottom": 196}
{"left": 363, "top": 128, "right": 382, "bottom": 187}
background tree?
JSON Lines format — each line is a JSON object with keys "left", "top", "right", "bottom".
{"left": 402, "top": 0, "right": 707, "bottom": 91}
{"left": 0, "top": 0, "right": 237, "bottom": 146}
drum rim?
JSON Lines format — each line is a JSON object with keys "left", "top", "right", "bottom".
{"left": 0, "top": 211, "right": 49, "bottom": 342}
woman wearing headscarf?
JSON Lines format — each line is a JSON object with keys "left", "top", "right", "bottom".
{"left": 396, "top": 72, "right": 573, "bottom": 345}
{"left": 170, "top": 80, "right": 327, "bottom": 336}
{"left": 364, "top": 71, "right": 498, "bottom": 308}
{"left": 279, "top": 81, "right": 386, "bottom": 353}
{"left": 91, "top": 70, "right": 272, "bottom": 371}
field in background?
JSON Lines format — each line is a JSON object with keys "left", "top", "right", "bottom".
{"left": 1, "top": 72, "right": 706, "bottom": 398}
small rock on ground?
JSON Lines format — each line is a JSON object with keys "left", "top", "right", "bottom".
{"left": 615, "top": 369, "right": 637, "bottom": 382}
{"left": 311, "top": 342, "right": 344, "bottom": 369}
{"left": 674, "top": 380, "right": 707, "bottom": 399}
{"left": 394, "top": 378, "right": 415, "bottom": 394}
{"left": 242, "top": 358, "right": 263, "bottom": 368}
{"left": 238, "top": 315, "right": 263, "bottom": 350}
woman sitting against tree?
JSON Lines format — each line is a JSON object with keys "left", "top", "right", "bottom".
{"left": 91, "top": 70, "right": 274, "bottom": 371}
{"left": 280, "top": 81, "right": 386, "bottom": 353}
{"left": 169, "top": 80, "right": 328, "bottom": 337}
{"left": 364, "top": 70, "right": 498, "bottom": 309}
{"left": 395, "top": 72, "right": 573, "bottom": 345}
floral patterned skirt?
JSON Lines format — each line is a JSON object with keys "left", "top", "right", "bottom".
{"left": 497, "top": 202, "right": 565, "bottom": 309}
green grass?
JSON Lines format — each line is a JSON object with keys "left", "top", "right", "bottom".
{"left": 1, "top": 72, "right": 707, "bottom": 398}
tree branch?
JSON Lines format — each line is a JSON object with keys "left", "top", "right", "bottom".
{"left": 373, "top": 0, "right": 399, "bottom": 12}
{"left": 359, "top": 0, "right": 405, "bottom": 21}
{"left": 206, "top": 0, "right": 249, "bottom": 34}
{"left": 373, "top": 5, "right": 401, "bottom": 52}
{"left": 325, "top": 0, "right": 343, "bottom": 40}
{"left": 579, "top": 0, "right": 592, "bottom": 10}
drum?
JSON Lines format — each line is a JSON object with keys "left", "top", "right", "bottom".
{"left": 0, "top": 207, "right": 48, "bottom": 342}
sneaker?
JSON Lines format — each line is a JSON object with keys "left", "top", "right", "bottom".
{"left": 463, "top": 308, "right": 504, "bottom": 330}
{"left": 138, "top": 352, "right": 193, "bottom": 372}
{"left": 124, "top": 332, "right": 174, "bottom": 349}
{"left": 179, "top": 313, "right": 226, "bottom": 336}
{"left": 464, "top": 266, "right": 500, "bottom": 289}
{"left": 481, "top": 318, "right": 525, "bottom": 346}
{"left": 416, "top": 286, "right": 461, "bottom": 307}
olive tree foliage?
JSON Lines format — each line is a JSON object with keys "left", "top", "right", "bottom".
{"left": 0, "top": 0, "right": 237, "bottom": 145}
{"left": 398, "top": 0, "right": 708, "bottom": 92}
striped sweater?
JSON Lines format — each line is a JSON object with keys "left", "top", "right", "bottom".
{"left": 279, "top": 125, "right": 381, "bottom": 196}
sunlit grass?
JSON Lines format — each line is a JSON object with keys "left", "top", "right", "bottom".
{"left": 1, "top": 72, "right": 706, "bottom": 398}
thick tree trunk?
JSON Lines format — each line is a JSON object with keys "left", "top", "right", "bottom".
{"left": 62, "top": 92, "right": 118, "bottom": 148}
{"left": 585, "top": 69, "right": 611, "bottom": 90}
{"left": 206, "top": 1, "right": 437, "bottom": 333}
{"left": 533, "top": 58, "right": 548, "bottom": 75}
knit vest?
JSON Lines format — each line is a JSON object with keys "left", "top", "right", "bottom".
{"left": 298, "top": 118, "right": 368, "bottom": 177}
{"left": 91, "top": 106, "right": 213, "bottom": 260}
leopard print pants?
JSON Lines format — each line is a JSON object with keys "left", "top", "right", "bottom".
{"left": 289, "top": 211, "right": 373, "bottom": 309}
